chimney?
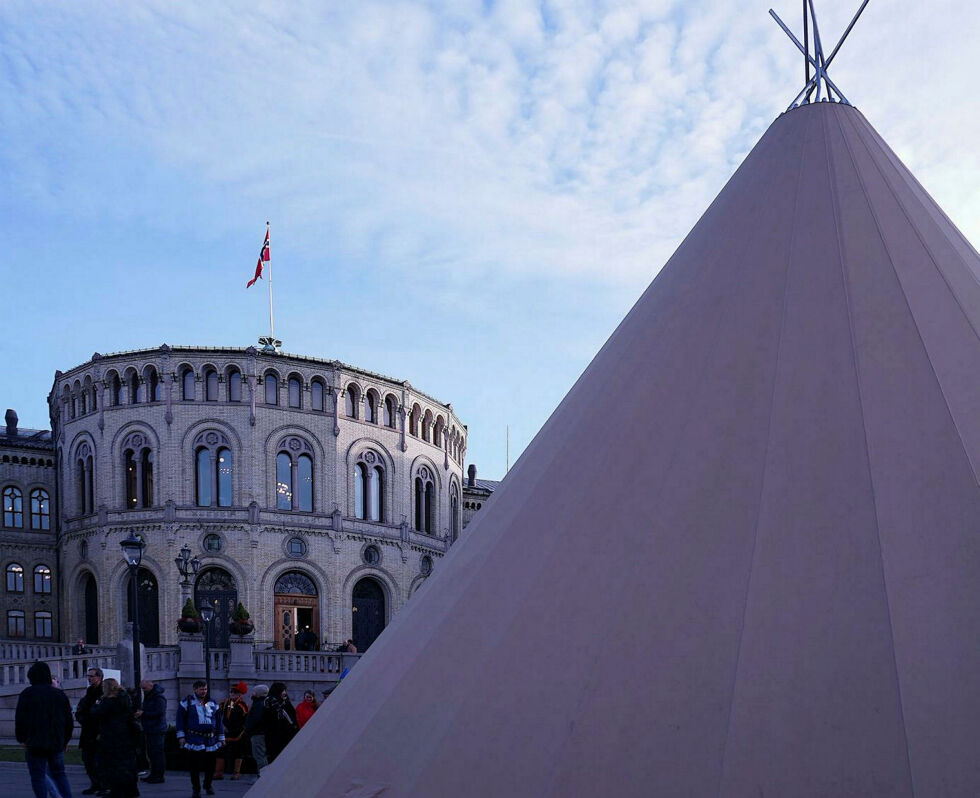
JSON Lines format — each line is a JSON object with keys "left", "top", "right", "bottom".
{"left": 467, "top": 464, "right": 476, "bottom": 488}
{"left": 5, "top": 409, "right": 18, "bottom": 436}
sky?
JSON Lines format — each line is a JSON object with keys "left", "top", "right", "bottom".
{"left": 2, "top": 0, "right": 979, "bottom": 480}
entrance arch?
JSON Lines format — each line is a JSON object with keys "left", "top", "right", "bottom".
{"left": 274, "top": 571, "right": 319, "bottom": 650}
{"left": 352, "top": 577, "right": 386, "bottom": 652}
{"left": 194, "top": 567, "right": 238, "bottom": 649}
{"left": 83, "top": 573, "right": 99, "bottom": 644}
{"left": 126, "top": 567, "right": 160, "bottom": 647}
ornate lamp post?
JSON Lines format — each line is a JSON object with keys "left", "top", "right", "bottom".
{"left": 198, "top": 603, "right": 215, "bottom": 697}
{"left": 120, "top": 529, "right": 146, "bottom": 708}
{"left": 175, "top": 545, "right": 200, "bottom": 601}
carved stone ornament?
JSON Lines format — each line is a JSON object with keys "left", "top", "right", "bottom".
{"left": 194, "top": 430, "right": 229, "bottom": 449}
{"left": 363, "top": 451, "right": 376, "bottom": 464}
{"left": 279, "top": 435, "right": 312, "bottom": 454}
{"left": 76, "top": 441, "right": 92, "bottom": 459}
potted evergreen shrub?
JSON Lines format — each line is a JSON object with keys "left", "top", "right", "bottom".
{"left": 177, "top": 598, "right": 202, "bottom": 633}
{"left": 229, "top": 602, "right": 254, "bottom": 635}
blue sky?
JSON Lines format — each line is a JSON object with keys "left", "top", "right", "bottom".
{"left": 2, "top": 1, "right": 979, "bottom": 479}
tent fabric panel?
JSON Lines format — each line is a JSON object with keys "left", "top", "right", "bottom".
{"left": 718, "top": 105, "right": 912, "bottom": 797}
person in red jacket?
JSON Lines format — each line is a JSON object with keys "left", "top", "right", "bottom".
{"left": 295, "top": 690, "right": 318, "bottom": 729}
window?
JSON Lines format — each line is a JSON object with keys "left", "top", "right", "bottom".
{"left": 275, "top": 437, "right": 314, "bottom": 512}
{"left": 409, "top": 404, "right": 420, "bottom": 436}
{"left": 30, "top": 490, "right": 50, "bottom": 530}
{"left": 287, "top": 537, "right": 307, "bottom": 557}
{"left": 344, "top": 385, "right": 359, "bottom": 418}
{"left": 80, "top": 392, "right": 87, "bottom": 415}
{"left": 353, "top": 452, "right": 384, "bottom": 521}
{"left": 130, "top": 373, "right": 142, "bottom": 404}
{"left": 203, "top": 533, "right": 222, "bottom": 553}
{"left": 450, "top": 483, "right": 460, "bottom": 542}
{"left": 414, "top": 467, "right": 434, "bottom": 534}
{"left": 123, "top": 434, "right": 153, "bottom": 509}
{"left": 420, "top": 555, "right": 433, "bottom": 576}
{"left": 363, "top": 545, "right": 381, "bottom": 566}
{"left": 7, "top": 610, "right": 25, "bottom": 637}
{"left": 76, "top": 445, "right": 94, "bottom": 516}
{"left": 288, "top": 377, "right": 301, "bottom": 408}
{"left": 228, "top": 369, "right": 242, "bottom": 402}
{"left": 148, "top": 369, "right": 161, "bottom": 402}
{"left": 70, "top": 396, "right": 76, "bottom": 419}
{"left": 365, "top": 391, "right": 377, "bottom": 424}
{"left": 422, "top": 410, "right": 433, "bottom": 442}
{"left": 181, "top": 368, "right": 195, "bottom": 401}
{"left": 91, "top": 385, "right": 98, "bottom": 412}
{"left": 383, "top": 395, "right": 396, "bottom": 428}
{"left": 311, "top": 380, "right": 325, "bottom": 412}
{"left": 110, "top": 374, "right": 123, "bottom": 406}
{"left": 434, "top": 416, "right": 444, "bottom": 448}
{"left": 265, "top": 372, "right": 279, "bottom": 405}
{"left": 2, "top": 486, "right": 23, "bottom": 527}
{"left": 6, "top": 563, "right": 24, "bottom": 592}
{"left": 34, "top": 611, "right": 52, "bottom": 639}
{"left": 205, "top": 369, "right": 219, "bottom": 401}
{"left": 34, "top": 565, "right": 52, "bottom": 594}
{"left": 193, "top": 431, "right": 233, "bottom": 507}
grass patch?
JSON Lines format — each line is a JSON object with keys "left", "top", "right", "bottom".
{"left": 0, "top": 746, "right": 84, "bottom": 765}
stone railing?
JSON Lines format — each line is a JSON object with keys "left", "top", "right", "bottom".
{"left": 0, "top": 640, "right": 115, "bottom": 662}
{"left": 253, "top": 650, "right": 361, "bottom": 678}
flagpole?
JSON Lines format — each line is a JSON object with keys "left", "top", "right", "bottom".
{"left": 266, "top": 221, "right": 275, "bottom": 339}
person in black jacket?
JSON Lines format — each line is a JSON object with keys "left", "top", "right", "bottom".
{"left": 76, "top": 666, "right": 104, "bottom": 794}
{"left": 15, "top": 660, "right": 74, "bottom": 798}
{"left": 91, "top": 678, "right": 139, "bottom": 798}
{"left": 261, "top": 682, "right": 297, "bottom": 763}
{"left": 136, "top": 679, "right": 167, "bottom": 783}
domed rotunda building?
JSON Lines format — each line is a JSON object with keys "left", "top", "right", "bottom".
{"left": 50, "top": 344, "right": 467, "bottom": 652}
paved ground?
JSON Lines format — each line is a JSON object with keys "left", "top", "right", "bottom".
{"left": 0, "top": 761, "right": 256, "bottom": 798}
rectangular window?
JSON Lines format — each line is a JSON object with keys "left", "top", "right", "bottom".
{"left": 34, "top": 611, "right": 52, "bottom": 638}
{"left": 7, "top": 610, "right": 25, "bottom": 637}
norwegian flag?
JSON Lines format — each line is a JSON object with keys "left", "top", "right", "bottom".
{"left": 246, "top": 227, "right": 271, "bottom": 288}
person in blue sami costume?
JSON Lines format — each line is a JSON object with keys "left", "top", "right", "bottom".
{"left": 176, "top": 680, "right": 224, "bottom": 798}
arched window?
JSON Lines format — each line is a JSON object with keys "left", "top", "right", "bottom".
{"left": 193, "top": 431, "right": 233, "bottom": 507}
{"left": 383, "top": 395, "right": 396, "bottom": 428}
{"left": 141, "top": 450, "right": 154, "bottom": 507}
{"left": 6, "top": 563, "right": 24, "bottom": 592}
{"left": 7, "top": 610, "right": 25, "bottom": 637}
{"left": 370, "top": 466, "right": 383, "bottom": 521}
{"left": 365, "top": 391, "right": 378, "bottom": 424}
{"left": 196, "top": 448, "right": 211, "bottom": 506}
{"left": 30, "top": 489, "right": 50, "bottom": 530}
{"left": 276, "top": 452, "right": 292, "bottom": 510}
{"left": 217, "top": 448, "right": 232, "bottom": 507}
{"left": 34, "top": 611, "right": 52, "bottom": 638}
{"left": 122, "top": 433, "right": 153, "bottom": 509}
{"left": 409, "top": 404, "right": 420, "bottom": 437}
{"left": 181, "top": 368, "right": 195, "bottom": 401}
{"left": 110, "top": 374, "right": 123, "bottom": 406}
{"left": 80, "top": 391, "right": 87, "bottom": 415}
{"left": 125, "top": 450, "right": 138, "bottom": 508}
{"left": 311, "top": 380, "right": 325, "bottom": 412}
{"left": 91, "top": 384, "right": 98, "bottom": 412}
{"left": 434, "top": 416, "right": 445, "bottom": 448}
{"left": 353, "top": 463, "right": 365, "bottom": 519}
{"left": 3, "top": 486, "right": 24, "bottom": 528}
{"left": 265, "top": 372, "right": 279, "bottom": 405}
{"left": 147, "top": 368, "right": 161, "bottom": 402}
{"left": 288, "top": 376, "right": 302, "bottom": 408}
{"left": 275, "top": 437, "right": 314, "bottom": 512}
{"left": 450, "top": 482, "right": 460, "bottom": 542}
{"left": 205, "top": 369, "right": 219, "bottom": 401}
{"left": 69, "top": 395, "right": 76, "bottom": 419}
{"left": 130, "top": 373, "right": 142, "bottom": 404}
{"left": 345, "top": 384, "right": 359, "bottom": 418}
{"left": 227, "top": 369, "right": 242, "bottom": 402}
{"left": 414, "top": 466, "right": 434, "bottom": 534}
{"left": 33, "top": 565, "right": 52, "bottom": 594}
{"left": 422, "top": 409, "right": 433, "bottom": 442}
{"left": 353, "top": 451, "right": 385, "bottom": 521}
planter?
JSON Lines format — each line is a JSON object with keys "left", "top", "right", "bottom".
{"left": 230, "top": 620, "right": 254, "bottom": 636}
{"left": 177, "top": 617, "right": 202, "bottom": 634}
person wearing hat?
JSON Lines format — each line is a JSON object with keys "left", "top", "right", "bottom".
{"left": 214, "top": 682, "right": 249, "bottom": 781}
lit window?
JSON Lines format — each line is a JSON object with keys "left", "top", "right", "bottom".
{"left": 3, "top": 486, "right": 23, "bottom": 528}
{"left": 30, "top": 489, "right": 51, "bottom": 531}
{"left": 6, "top": 563, "right": 24, "bottom": 592}
{"left": 34, "top": 565, "right": 52, "bottom": 594}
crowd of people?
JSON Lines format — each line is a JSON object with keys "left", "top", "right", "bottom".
{"left": 15, "top": 662, "right": 333, "bottom": 798}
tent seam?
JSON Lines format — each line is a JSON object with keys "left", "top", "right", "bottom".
{"left": 714, "top": 108, "right": 811, "bottom": 798}
{"left": 826, "top": 106, "right": 917, "bottom": 797}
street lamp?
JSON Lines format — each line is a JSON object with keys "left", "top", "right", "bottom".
{"left": 174, "top": 546, "right": 200, "bottom": 600}
{"left": 120, "top": 529, "right": 146, "bottom": 709}
{"left": 198, "top": 603, "right": 215, "bottom": 698}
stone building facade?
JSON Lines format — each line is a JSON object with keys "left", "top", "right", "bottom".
{"left": 2, "top": 344, "right": 479, "bottom": 653}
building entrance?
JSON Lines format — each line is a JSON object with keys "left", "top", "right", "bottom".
{"left": 194, "top": 567, "right": 237, "bottom": 649}
{"left": 274, "top": 571, "right": 319, "bottom": 650}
